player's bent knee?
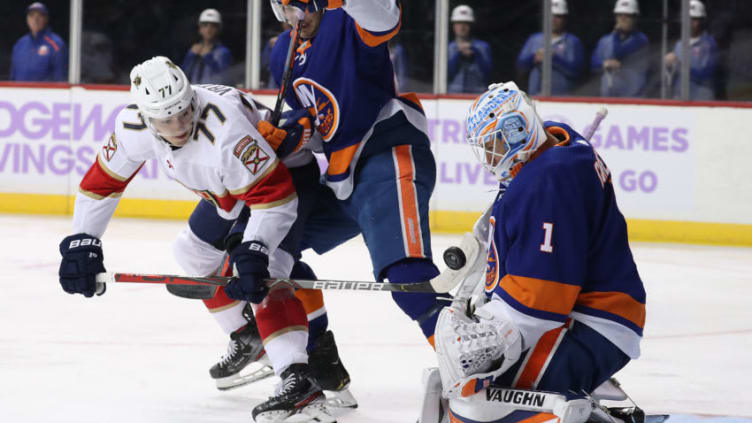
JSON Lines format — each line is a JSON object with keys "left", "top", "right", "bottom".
{"left": 256, "top": 286, "right": 308, "bottom": 340}
{"left": 172, "top": 226, "right": 225, "bottom": 276}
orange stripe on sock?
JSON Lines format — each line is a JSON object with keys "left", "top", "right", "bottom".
{"left": 518, "top": 412, "right": 560, "bottom": 423}
{"left": 294, "top": 288, "right": 325, "bottom": 315}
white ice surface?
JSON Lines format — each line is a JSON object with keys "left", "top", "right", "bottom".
{"left": 1, "top": 215, "right": 751, "bottom": 422}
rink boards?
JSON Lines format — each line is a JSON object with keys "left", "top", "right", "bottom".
{"left": 0, "top": 84, "right": 751, "bottom": 245}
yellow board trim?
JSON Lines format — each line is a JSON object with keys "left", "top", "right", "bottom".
{"left": 0, "top": 193, "right": 199, "bottom": 220}
{"left": 2, "top": 193, "right": 752, "bottom": 246}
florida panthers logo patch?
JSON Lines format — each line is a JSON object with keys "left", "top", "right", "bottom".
{"left": 485, "top": 217, "right": 499, "bottom": 293}
{"left": 103, "top": 133, "right": 118, "bottom": 161}
{"left": 292, "top": 78, "right": 340, "bottom": 142}
{"left": 234, "top": 136, "right": 270, "bottom": 175}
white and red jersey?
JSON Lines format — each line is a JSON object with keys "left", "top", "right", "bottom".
{"left": 73, "top": 85, "right": 304, "bottom": 253}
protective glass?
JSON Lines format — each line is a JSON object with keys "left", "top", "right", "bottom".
{"left": 149, "top": 107, "right": 194, "bottom": 138}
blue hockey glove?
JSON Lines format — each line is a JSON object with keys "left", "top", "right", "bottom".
{"left": 257, "top": 109, "right": 314, "bottom": 159}
{"left": 58, "top": 233, "right": 106, "bottom": 297}
{"left": 282, "top": 0, "right": 338, "bottom": 13}
{"left": 225, "top": 241, "right": 270, "bottom": 304}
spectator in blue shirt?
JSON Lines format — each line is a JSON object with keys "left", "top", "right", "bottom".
{"left": 182, "top": 9, "right": 233, "bottom": 85}
{"left": 447, "top": 5, "right": 492, "bottom": 94}
{"left": 10, "top": 2, "right": 68, "bottom": 82}
{"left": 664, "top": 0, "right": 718, "bottom": 100}
{"left": 591, "top": 0, "right": 650, "bottom": 97}
{"left": 517, "top": 0, "right": 585, "bottom": 96}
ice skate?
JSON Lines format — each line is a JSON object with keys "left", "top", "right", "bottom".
{"left": 252, "top": 363, "right": 335, "bottom": 423}
{"left": 210, "top": 309, "right": 273, "bottom": 390}
{"left": 308, "top": 330, "right": 358, "bottom": 411}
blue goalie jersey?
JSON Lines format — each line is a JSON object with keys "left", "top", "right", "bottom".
{"left": 484, "top": 122, "right": 646, "bottom": 359}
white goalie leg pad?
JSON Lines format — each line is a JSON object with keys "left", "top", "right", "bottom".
{"left": 418, "top": 368, "right": 449, "bottom": 423}
{"left": 435, "top": 305, "right": 522, "bottom": 399}
{"left": 172, "top": 225, "right": 225, "bottom": 276}
{"left": 449, "top": 387, "right": 592, "bottom": 423}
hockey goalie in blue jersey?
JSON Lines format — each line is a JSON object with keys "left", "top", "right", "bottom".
{"left": 426, "top": 82, "right": 647, "bottom": 423}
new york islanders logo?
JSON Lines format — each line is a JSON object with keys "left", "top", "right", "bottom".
{"left": 485, "top": 217, "right": 500, "bottom": 293}
{"left": 233, "top": 136, "right": 270, "bottom": 175}
{"left": 102, "top": 133, "right": 117, "bottom": 161}
{"left": 292, "top": 78, "right": 340, "bottom": 142}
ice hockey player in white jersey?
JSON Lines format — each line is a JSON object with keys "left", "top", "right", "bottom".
{"left": 57, "top": 56, "right": 345, "bottom": 422}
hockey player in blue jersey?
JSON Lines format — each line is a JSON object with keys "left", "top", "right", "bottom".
{"left": 423, "top": 82, "right": 646, "bottom": 422}
{"left": 248, "top": 0, "right": 449, "bottom": 421}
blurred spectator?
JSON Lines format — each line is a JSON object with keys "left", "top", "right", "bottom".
{"left": 81, "top": 31, "right": 117, "bottom": 84}
{"left": 591, "top": 0, "right": 649, "bottom": 97}
{"left": 10, "top": 2, "right": 68, "bottom": 82}
{"left": 447, "top": 5, "right": 492, "bottom": 93}
{"left": 389, "top": 39, "right": 409, "bottom": 93}
{"left": 261, "top": 21, "right": 291, "bottom": 89}
{"left": 181, "top": 8, "right": 232, "bottom": 84}
{"left": 664, "top": 0, "right": 718, "bottom": 100}
{"left": 516, "top": 0, "right": 584, "bottom": 96}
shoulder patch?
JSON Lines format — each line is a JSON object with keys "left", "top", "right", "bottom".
{"left": 234, "top": 136, "right": 270, "bottom": 175}
{"left": 103, "top": 133, "right": 118, "bottom": 161}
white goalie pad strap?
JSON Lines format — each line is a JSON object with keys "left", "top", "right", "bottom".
{"left": 435, "top": 305, "right": 522, "bottom": 399}
{"left": 449, "top": 387, "right": 591, "bottom": 423}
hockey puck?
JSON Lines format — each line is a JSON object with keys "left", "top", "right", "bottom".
{"left": 443, "top": 246, "right": 466, "bottom": 270}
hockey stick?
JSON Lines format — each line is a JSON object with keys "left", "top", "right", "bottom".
{"left": 97, "top": 273, "right": 451, "bottom": 294}
{"left": 96, "top": 237, "right": 477, "bottom": 297}
{"left": 583, "top": 107, "right": 608, "bottom": 140}
{"left": 270, "top": 18, "right": 302, "bottom": 126}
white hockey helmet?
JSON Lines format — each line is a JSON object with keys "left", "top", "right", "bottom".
{"left": 451, "top": 5, "right": 475, "bottom": 23}
{"left": 199, "top": 8, "right": 222, "bottom": 25}
{"left": 129, "top": 56, "right": 200, "bottom": 138}
{"left": 552, "top": 0, "right": 569, "bottom": 15}
{"left": 465, "top": 82, "right": 547, "bottom": 184}
{"left": 614, "top": 0, "right": 639, "bottom": 15}
{"left": 690, "top": 0, "right": 707, "bottom": 18}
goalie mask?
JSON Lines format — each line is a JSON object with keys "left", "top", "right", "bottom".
{"left": 130, "top": 56, "right": 200, "bottom": 143}
{"left": 465, "top": 81, "right": 546, "bottom": 184}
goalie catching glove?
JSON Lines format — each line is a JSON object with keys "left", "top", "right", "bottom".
{"left": 435, "top": 301, "right": 522, "bottom": 399}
